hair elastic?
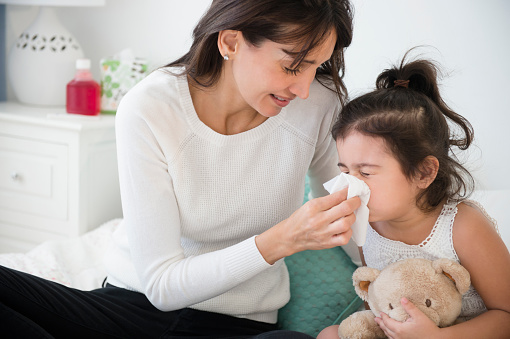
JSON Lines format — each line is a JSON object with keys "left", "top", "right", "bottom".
{"left": 394, "top": 79, "right": 410, "bottom": 88}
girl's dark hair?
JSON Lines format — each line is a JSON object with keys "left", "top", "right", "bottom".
{"left": 331, "top": 49, "right": 475, "bottom": 211}
{"left": 165, "top": 0, "right": 353, "bottom": 104}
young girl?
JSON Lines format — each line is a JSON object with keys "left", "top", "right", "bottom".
{"left": 318, "top": 53, "right": 510, "bottom": 338}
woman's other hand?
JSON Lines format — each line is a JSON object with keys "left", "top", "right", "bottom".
{"left": 255, "top": 187, "right": 360, "bottom": 264}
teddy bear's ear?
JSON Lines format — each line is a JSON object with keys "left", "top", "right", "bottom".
{"left": 352, "top": 266, "right": 380, "bottom": 302}
{"left": 432, "top": 258, "right": 471, "bottom": 295}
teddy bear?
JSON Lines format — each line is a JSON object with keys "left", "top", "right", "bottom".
{"left": 338, "top": 258, "right": 471, "bottom": 339}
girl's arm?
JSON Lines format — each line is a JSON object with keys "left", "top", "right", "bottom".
{"left": 375, "top": 202, "right": 510, "bottom": 339}
{"left": 443, "top": 202, "right": 510, "bottom": 338}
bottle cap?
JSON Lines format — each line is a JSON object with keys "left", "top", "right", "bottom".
{"left": 76, "top": 58, "right": 91, "bottom": 70}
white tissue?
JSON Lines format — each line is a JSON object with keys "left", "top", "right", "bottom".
{"left": 323, "top": 173, "right": 371, "bottom": 246}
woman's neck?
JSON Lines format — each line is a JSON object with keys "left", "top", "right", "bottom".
{"left": 188, "top": 75, "right": 267, "bottom": 136}
{"left": 370, "top": 202, "right": 444, "bottom": 246}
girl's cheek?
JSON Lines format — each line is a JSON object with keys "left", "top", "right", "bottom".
{"left": 366, "top": 190, "right": 378, "bottom": 213}
{"left": 367, "top": 199, "right": 380, "bottom": 222}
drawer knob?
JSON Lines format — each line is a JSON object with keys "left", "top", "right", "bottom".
{"left": 11, "top": 172, "right": 20, "bottom": 181}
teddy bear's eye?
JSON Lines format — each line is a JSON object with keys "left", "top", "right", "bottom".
{"left": 426, "top": 299, "right": 432, "bottom": 307}
{"left": 389, "top": 303, "right": 393, "bottom": 310}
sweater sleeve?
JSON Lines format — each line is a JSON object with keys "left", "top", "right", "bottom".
{"left": 114, "top": 94, "right": 272, "bottom": 311}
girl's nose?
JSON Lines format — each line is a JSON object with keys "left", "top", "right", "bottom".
{"left": 352, "top": 173, "right": 364, "bottom": 181}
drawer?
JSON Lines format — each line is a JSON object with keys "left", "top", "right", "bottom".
{"left": 0, "top": 135, "right": 68, "bottom": 220}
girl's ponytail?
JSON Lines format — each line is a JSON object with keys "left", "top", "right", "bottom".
{"left": 376, "top": 51, "right": 474, "bottom": 150}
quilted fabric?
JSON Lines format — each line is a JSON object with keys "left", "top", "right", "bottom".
{"left": 278, "top": 247, "right": 362, "bottom": 337}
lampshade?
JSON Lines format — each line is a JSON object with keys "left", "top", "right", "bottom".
{"left": 3, "top": 0, "right": 105, "bottom": 106}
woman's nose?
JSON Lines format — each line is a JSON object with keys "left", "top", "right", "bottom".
{"left": 288, "top": 70, "right": 315, "bottom": 99}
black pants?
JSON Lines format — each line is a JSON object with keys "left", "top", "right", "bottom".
{"left": 0, "top": 266, "right": 311, "bottom": 338}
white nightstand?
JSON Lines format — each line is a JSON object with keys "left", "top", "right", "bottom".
{"left": 0, "top": 102, "right": 122, "bottom": 253}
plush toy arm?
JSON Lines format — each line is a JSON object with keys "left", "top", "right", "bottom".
{"left": 339, "top": 310, "right": 385, "bottom": 339}
{"left": 352, "top": 266, "right": 380, "bottom": 302}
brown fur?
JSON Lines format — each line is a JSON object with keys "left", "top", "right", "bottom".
{"left": 339, "top": 258, "right": 470, "bottom": 339}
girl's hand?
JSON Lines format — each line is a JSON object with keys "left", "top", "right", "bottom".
{"left": 256, "top": 188, "right": 361, "bottom": 264}
{"left": 375, "top": 298, "right": 441, "bottom": 339}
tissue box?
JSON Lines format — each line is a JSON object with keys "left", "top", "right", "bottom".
{"left": 100, "top": 57, "right": 148, "bottom": 114}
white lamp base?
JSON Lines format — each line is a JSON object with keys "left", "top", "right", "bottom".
{"left": 7, "top": 7, "right": 84, "bottom": 106}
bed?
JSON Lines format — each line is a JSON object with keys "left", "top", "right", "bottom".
{"left": 0, "top": 190, "right": 508, "bottom": 337}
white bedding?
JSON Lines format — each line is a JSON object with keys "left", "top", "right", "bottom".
{"left": 0, "top": 219, "right": 120, "bottom": 290}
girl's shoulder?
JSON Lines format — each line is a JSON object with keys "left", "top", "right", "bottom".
{"left": 452, "top": 200, "right": 502, "bottom": 256}
{"left": 455, "top": 200, "right": 498, "bottom": 231}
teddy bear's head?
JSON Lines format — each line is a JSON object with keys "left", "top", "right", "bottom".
{"left": 353, "top": 258, "right": 470, "bottom": 327}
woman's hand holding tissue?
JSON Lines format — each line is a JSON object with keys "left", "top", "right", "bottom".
{"left": 324, "top": 173, "right": 371, "bottom": 246}
{"left": 255, "top": 188, "right": 361, "bottom": 265}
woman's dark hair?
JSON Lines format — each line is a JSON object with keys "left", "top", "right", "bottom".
{"left": 331, "top": 49, "right": 475, "bottom": 211}
{"left": 165, "top": 0, "right": 353, "bottom": 104}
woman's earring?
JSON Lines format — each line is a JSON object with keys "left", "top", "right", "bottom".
{"left": 223, "top": 54, "right": 229, "bottom": 61}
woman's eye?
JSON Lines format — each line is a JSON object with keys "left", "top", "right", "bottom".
{"left": 360, "top": 172, "right": 370, "bottom": 177}
{"left": 284, "top": 67, "right": 301, "bottom": 76}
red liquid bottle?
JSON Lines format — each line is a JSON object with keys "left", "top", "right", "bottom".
{"left": 66, "top": 58, "right": 101, "bottom": 115}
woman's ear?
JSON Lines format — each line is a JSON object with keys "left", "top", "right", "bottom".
{"left": 217, "top": 30, "right": 240, "bottom": 60}
{"left": 416, "top": 156, "right": 439, "bottom": 189}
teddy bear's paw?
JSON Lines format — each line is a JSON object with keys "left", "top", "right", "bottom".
{"left": 338, "top": 310, "right": 386, "bottom": 339}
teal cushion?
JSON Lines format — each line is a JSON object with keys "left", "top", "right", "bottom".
{"left": 278, "top": 247, "right": 362, "bottom": 337}
{"left": 277, "top": 177, "right": 362, "bottom": 337}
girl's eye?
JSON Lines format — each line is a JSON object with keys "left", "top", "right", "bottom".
{"left": 360, "top": 172, "right": 370, "bottom": 177}
{"left": 284, "top": 67, "right": 301, "bottom": 76}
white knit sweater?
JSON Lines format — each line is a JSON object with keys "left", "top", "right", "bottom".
{"left": 104, "top": 68, "right": 341, "bottom": 323}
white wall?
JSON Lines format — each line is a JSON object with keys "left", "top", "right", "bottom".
{"left": 5, "top": 0, "right": 510, "bottom": 190}
{"left": 343, "top": 0, "right": 510, "bottom": 191}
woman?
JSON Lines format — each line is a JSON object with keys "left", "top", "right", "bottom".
{"left": 0, "top": 0, "right": 360, "bottom": 337}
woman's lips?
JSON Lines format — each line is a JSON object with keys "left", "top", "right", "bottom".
{"left": 271, "top": 94, "right": 291, "bottom": 107}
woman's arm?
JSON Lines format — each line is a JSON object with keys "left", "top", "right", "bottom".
{"left": 255, "top": 190, "right": 360, "bottom": 264}
{"left": 256, "top": 88, "right": 360, "bottom": 265}
{"left": 115, "top": 98, "right": 277, "bottom": 311}
{"left": 115, "top": 90, "right": 360, "bottom": 311}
